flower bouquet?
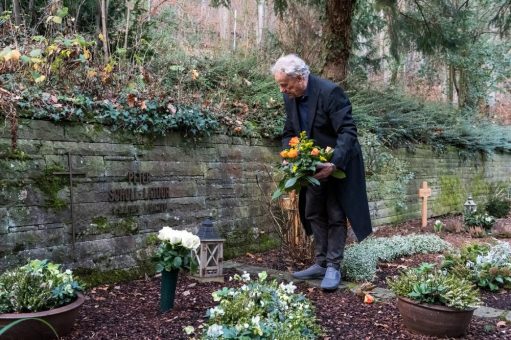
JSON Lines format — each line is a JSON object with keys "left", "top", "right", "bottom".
{"left": 153, "top": 227, "right": 201, "bottom": 312}
{"left": 154, "top": 226, "right": 201, "bottom": 273}
{"left": 272, "top": 131, "right": 345, "bottom": 200}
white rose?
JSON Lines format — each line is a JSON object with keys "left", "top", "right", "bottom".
{"left": 158, "top": 226, "right": 173, "bottom": 241}
{"left": 168, "top": 230, "right": 183, "bottom": 245}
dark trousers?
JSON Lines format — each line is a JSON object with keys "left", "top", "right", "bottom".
{"left": 305, "top": 179, "right": 347, "bottom": 270}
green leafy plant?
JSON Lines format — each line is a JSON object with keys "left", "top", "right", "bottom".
{"left": 464, "top": 212, "right": 496, "bottom": 231}
{"left": 272, "top": 131, "right": 345, "bottom": 200}
{"left": 343, "top": 234, "right": 451, "bottom": 281}
{"left": 0, "top": 259, "right": 82, "bottom": 313}
{"left": 153, "top": 227, "right": 200, "bottom": 272}
{"left": 441, "top": 242, "right": 511, "bottom": 291}
{"left": 387, "top": 264, "right": 480, "bottom": 310}
{"left": 202, "top": 271, "right": 321, "bottom": 339}
{"left": 433, "top": 220, "right": 444, "bottom": 233}
{"left": 485, "top": 198, "right": 510, "bottom": 219}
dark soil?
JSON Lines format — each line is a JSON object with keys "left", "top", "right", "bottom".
{"left": 60, "top": 215, "right": 511, "bottom": 339}
{"left": 63, "top": 269, "right": 510, "bottom": 340}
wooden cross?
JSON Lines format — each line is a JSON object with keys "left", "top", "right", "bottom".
{"left": 53, "top": 152, "right": 87, "bottom": 259}
{"left": 418, "top": 181, "right": 432, "bottom": 228}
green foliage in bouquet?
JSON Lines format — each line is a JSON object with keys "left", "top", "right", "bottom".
{"left": 387, "top": 263, "right": 480, "bottom": 310}
{"left": 272, "top": 131, "right": 345, "bottom": 200}
{"left": 0, "top": 259, "right": 82, "bottom": 313}
{"left": 202, "top": 271, "right": 321, "bottom": 339}
{"left": 153, "top": 227, "right": 200, "bottom": 272}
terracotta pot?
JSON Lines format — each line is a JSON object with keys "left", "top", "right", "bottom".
{"left": 0, "top": 293, "right": 85, "bottom": 340}
{"left": 397, "top": 296, "right": 475, "bottom": 338}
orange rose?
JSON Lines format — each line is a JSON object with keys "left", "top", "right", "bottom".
{"left": 287, "top": 149, "right": 298, "bottom": 158}
{"left": 310, "top": 148, "right": 320, "bottom": 156}
{"left": 280, "top": 150, "right": 288, "bottom": 158}
{"left": 289, "top": 137, "right": 300, "bottom": 147}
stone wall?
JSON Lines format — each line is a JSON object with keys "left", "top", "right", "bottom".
{"left": 0, "top": 119, "right": 278, "bottom": 271}
{"left": 1, "top": 119, "right": 510, "bottom": 271}
{"left": 367, "top": 148, "right": 511, "bottom": 226}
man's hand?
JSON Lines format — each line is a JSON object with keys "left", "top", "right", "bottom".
{"left": 314, "top": 162, "right": 336, "bottom": 180}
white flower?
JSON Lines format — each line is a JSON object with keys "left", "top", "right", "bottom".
{"left": 158, "top": 226, "right": 181, "bottom": 243}
{"left": 208, "top": 306, "right": 225, "bottom": 318}
{"left": 181, "top": 233, "right": 200, "bottom": 250}
{"left": 258, "top": 271, "right": 268, "bottom": 281}
{"left": 241, "top": 271, "right": 251, "bottom": 282}
{"left": 183, "top": 325, "right": 195, "bottom": 335}
{"left": 279, "top": 282, "right": 297, "bottom": 294}
{"left": 206, "top": 324, "right": 223, "bottom": 337}
{"left": 251, "top": 315, "right": 260, "bottom": 325}
{"left": 435, "top": 220, "right": 441, "bottom": 225}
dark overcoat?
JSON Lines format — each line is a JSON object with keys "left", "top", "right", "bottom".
{"left": 281, "top": 75, "right": 372, "bottom": 242}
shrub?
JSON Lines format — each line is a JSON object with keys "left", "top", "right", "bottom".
{"left": 468, "top": 226, "right": 486, "bottom": 238}
{"left": 387, "top": 264, "right": 480, "bottom": 310}
{"left": 464, "top": 212, "right": 496, "bottom": 231}
{"left": 442, "top": 242, "right": 511, "bottom": 291}
{"left": 0, "top": 259, "right": 82, "bottom": 313}
{"left": 485, "top": 198, "right": 510, "bottom": 219}
{"left": 343, "top": 234, "right": 451, "bottom": 281}
{"left": 202, "top": 271, "right": 321, "bottom": 339}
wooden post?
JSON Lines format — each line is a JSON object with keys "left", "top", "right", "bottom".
{"left": 418, "top": 181, "right": 432, "bottom": 228}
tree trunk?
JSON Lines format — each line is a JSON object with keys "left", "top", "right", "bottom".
{"left": 102, "top": 0, "right": 110, "bottom": 63}
{"left": 322, "top": 0, "right": 356, "bottom": 84}
{"left": 27, "top": 0, "right": 35, "bottom": 27}
{"left": 447, "top": 65, "right": 454, "bottom": 104}
{"left": 124, "top": 0, "right": 133, "bottom": 50}
{"left": 13, "top": 0, "right": 22, "bottom": 26}
{"left": 256, "top": 0, "right": 265, "bottom": 46}
{"left": 219, "top": 6, "right": 229, "bottom": 41}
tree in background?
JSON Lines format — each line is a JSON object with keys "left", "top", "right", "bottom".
{"left": 378, "top": 0, "right": 511, "bottom": 111}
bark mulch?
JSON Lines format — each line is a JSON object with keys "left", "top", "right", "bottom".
{"left": 63, "top": 215, "right": 511, "bottom": 339}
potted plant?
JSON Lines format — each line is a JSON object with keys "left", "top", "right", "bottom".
{"left": 153, "top": 226, "right": 200, "bottom": 312}
{"left": 387, "top": 263, "right": 480, "bottom": 338}
{"left": 0, "top": 259, "right": 83, "bottom": 340}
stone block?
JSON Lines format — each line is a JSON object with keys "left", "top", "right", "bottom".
{"left": 64, "top": 123, "right": 114, "bottom": 143}
{"left": 13, "top": 119, "right": 66, "bottom": 141}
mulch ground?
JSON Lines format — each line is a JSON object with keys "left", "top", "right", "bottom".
{"left": 63, "top": 215, "right": 511, "bottom": 339}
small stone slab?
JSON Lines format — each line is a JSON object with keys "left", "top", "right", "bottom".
{"left": 474, "top": 306, "right": 506, "bottom": 318}
{"left": 371, "top": 287, "right": 396, "bottom": 301}
{"left": 506, "top": 311, "right": 511, "bottom": 322}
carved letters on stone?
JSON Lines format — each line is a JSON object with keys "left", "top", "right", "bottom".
{"left": 109, "top": 172, "right": 170, "bottom": 215}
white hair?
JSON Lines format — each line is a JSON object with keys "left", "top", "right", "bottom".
{"left": 271, "top": 54, "right": 310, "bottom": 79}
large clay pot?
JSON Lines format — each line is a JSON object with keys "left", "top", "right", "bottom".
{"left": 0, "top": 293, "right": 85, "bottom": 340}
{"left": 397, "top": 296, "right": 475, "bottom": 338}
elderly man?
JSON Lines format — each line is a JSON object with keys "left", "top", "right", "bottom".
{"left": 271, "top": 54, "right": 372, "bottom": 290}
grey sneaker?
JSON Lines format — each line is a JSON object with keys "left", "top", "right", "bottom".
{"left": 292, "top": 264, "right": 327, "bottom": 280}
{"left": 320, "top": 267, "right": 341, "bottom": 290}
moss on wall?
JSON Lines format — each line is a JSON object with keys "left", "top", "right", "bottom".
{"left": 74, "top": 259, "right": 155, "bottom": 288}
{"left": 434, "top": 175, "right": 465, "bottom": 214}
{"left": 85, "top": 216, "right": 139, "bottom": 237}
{"left": 33, "top": 164, "right": 68, "bottom": 210}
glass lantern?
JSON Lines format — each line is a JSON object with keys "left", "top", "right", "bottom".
{"left": 463, "top": 194, "right": 477, "bottom": 215}
{"left": 195, "top": 218, "right": 225, "bottom": 280}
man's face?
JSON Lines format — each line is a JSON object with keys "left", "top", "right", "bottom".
{"left": 274, "top": 71, "right": 306, "bottom": 98}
